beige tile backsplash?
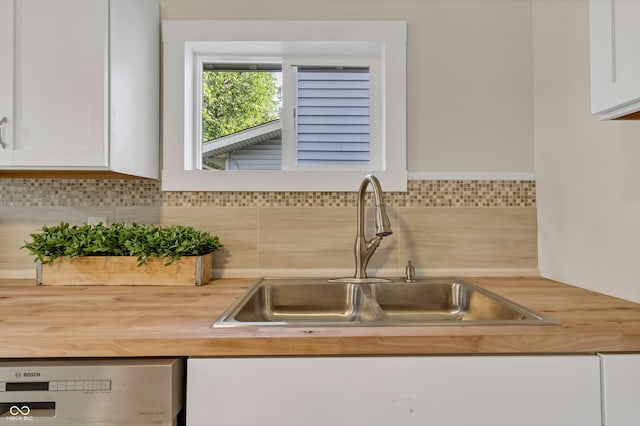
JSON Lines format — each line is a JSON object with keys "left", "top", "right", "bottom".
{"left": 0, "top": 179, "right": 538, "bottom": 278}
{"left": 398, "top": 208, "right": 537, "bottom": 270}
{"left": 117, "top": 207, "right": 259, "bottom": 271}
{"left": 257, "top": 208, "right": 399, "bottom": 271}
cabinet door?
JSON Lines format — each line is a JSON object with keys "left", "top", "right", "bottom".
{"left": 108, "top": 0, "right": 160, "bottom": 179}
{"left": 0, "top": 0, "right": 13, "bottom": 165}
{"left": 600, "top": 354, "right": 640, "bottom": 425}
{"left": 13, "top": 0, "right": 107, "bottom": 167}
{"left": 187, "top": 356, "right": 601, "bottom": 426}
{"left": 590, "top": 0, "right": 640, "bottom": 119}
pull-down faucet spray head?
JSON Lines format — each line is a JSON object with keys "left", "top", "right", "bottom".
{"left": 364, "top": 174, "right": 393, "bottom": 238}
{"left": 374, "top": 204, "right": 393, "bottom": 237}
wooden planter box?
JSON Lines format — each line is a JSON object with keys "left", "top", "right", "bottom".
{"left": 36, "top": 254, "right": 212, "bottom": 286}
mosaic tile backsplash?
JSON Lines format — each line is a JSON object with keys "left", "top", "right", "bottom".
{"left": 0, "top": 179, "right": 535, "bottom": 208}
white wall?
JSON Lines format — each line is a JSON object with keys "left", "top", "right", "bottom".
{"left": 159, "top": 0, "right": 640, "bottom": 302}
{"left": 533, "top": 1, "right": 640, "bottom": 303}
{"left": 160, "top": 0, "right": 535, "bottom": 175}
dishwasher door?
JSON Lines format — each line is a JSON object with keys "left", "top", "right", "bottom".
{"left": 0, "top": 357, "right": 184, "bottom": 425}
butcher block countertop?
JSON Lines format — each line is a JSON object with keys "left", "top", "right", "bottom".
{"left": 1, "top": 276, "right": 639, "bottom": 358}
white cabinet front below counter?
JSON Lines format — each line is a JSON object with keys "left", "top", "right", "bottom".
{"left": 600, "top": 354, "right": 640, "bottom": 425}
{"left": 187, "top": 356, "right": 601, "bottom": 426}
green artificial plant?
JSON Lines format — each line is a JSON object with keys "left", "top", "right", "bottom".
{"left": 22, "top": 222, "right": 223, "bottom": 266}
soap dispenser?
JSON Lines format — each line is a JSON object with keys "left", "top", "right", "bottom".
{"left": 404, "top": 260, "right": 416, "bottom": 283}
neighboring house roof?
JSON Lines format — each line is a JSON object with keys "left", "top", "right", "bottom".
{"left": 202, "top": 120, "right": 282, "bottom": 158}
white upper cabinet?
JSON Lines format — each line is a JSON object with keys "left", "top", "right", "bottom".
{"left": 0, "top": 0, "right": 14, "bottom": 165}
{"left": 590, "top": 0, "right": 640, "bottom": 119}
{"left": 0, "top": 0, "right": 159, "bottom": 178}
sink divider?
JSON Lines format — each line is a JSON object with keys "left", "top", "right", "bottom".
{"left": 358, "top": 284, "right": 385, "bottom": 320}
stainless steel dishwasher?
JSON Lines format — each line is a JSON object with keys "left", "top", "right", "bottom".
{"left": 0, "top": 357, "right": 184, "bottom": 425}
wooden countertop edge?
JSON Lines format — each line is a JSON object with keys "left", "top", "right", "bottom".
{"left": 2, "top": 331, "right": 639, "bottom": 358}
{"left": 1, "top": 276, "right": 640, "bottom": 358}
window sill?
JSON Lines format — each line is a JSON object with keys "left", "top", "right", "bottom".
{"left": 160, "top": 169, "right": 407, "bottom": 192}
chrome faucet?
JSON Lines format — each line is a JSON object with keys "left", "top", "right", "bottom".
{"left": 330, "top": 174, "right": 393, "bottom": 283}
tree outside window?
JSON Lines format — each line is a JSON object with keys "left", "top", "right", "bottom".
{"left": 201, "top": 67, "right": 282, "bottom": 142}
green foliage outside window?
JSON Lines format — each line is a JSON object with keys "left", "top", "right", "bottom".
{"left": 202, "top": 71, "right": 281, "bottom": 142}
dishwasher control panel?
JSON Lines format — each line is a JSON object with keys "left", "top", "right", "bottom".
{"left": 0, "top": 379, "right": 111, "bottom": 392}
{"left": 0, "top": 358, "right": 184, "bottom": 425}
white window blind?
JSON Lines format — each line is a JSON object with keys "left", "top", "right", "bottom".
{"left": 296, "top": 66, "right": 370, "bottom": 165}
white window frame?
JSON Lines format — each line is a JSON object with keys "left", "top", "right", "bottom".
{"left": 162, "top": 20, "right": 407, "bottom": 191}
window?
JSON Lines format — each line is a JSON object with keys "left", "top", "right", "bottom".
{"left": 162, "top": 20, "right": 406, "bottom": 191}
{"left": 199, "top": 63, "right": 283, "bottom": 171}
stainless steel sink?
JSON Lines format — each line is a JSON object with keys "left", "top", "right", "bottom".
{"left": 232, "top": 280, "right": 376, "bottom": 324}
{"left": 370, "top": 282, "right": 533, "bottom": 322}
{"left": 213, "top": 277, "right": 558, "bottom": 327}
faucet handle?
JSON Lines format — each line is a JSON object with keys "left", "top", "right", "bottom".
{"left": 404, "top": 260, "right": 416, "bottom": 283}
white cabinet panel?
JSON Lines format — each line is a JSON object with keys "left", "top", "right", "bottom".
{"left": 108, "top": 0, "right": 159, "bottom": 178}
{"left": 590, "top": 0, "right": 640, "bottom": 119}
{"left": 14, "top": 0, "right": 107, "bottom": 167}
{"left": 0, "top": 0, "right": 14, "bottom": 165}
{"left": 1, "top": 0, "right": 159, "bottom": 177}
{"left": 601, "top": 354, "right": 640, "bottom": 425}
{"left": 187, "top": 356, "right": 601, "bottom": 426}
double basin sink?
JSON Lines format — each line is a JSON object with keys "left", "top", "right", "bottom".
{"left": 213, "top": 277, "right": 557, "bottom": 327}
